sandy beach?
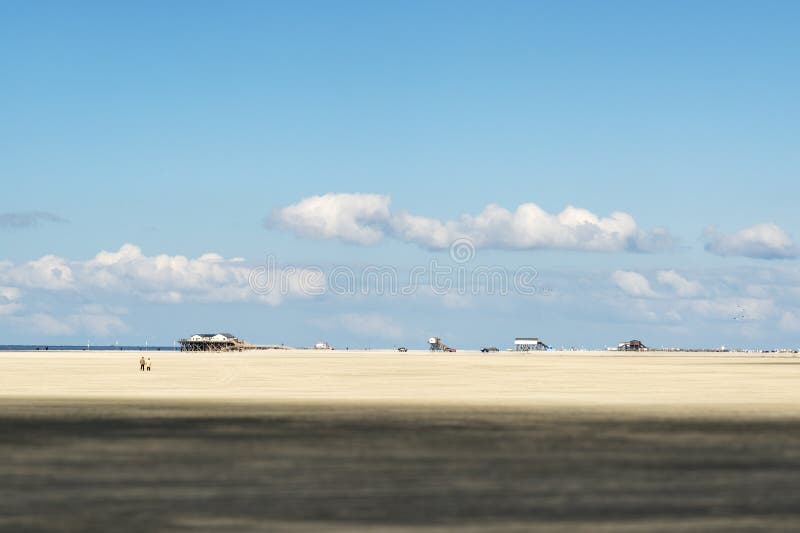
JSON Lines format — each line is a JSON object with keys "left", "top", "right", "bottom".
{"left": 2, "top": 351, "right": 800, "bottom": 531}
{"left": 2, "top": 350, "right": 800, "bottom": 415}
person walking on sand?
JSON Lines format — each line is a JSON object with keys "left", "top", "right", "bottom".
{"left": 146, "top": 357, "right": 152, "bottom": 372}
{"left": 139, "top": 355, "right": 146, "bottom": 371}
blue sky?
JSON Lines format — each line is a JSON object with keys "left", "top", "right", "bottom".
{"left": 1, "top": 1, "right": 799, "bottom": 348}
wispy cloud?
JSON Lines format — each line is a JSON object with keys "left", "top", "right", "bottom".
{"left": 0, "top": 211, "right": 68, "bottom": 229}
{"left": 269, "top": 193, "right": 674, "bottom": 253}
{"left": 612, "top": 270, "right": 658, "bottom": 298}
{"left": 0, "top": 286, "right": 23, "bottom": 316}
{"left": 656, "top": 270, "right": 703, "bottom": 297}
{"left": 2, "top": 246, "right": 800, "bottom": 346}
{"left": 7, "top": 306, "right": 130, "bottom": 337}
{"left": 606, "top": 266, "right": 788, "bottom": 342}
{"left": 704, "top": 223, "right": 799, "bottom": 259}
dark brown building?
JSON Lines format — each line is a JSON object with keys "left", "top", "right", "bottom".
{"left": 618, "top": 339, "right": 647, "bottom": 351}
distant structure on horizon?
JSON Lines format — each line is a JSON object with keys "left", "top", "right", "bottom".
{"left": 179, "top": 333, "right": 253, "bottom": 352}
{"left": 178, "top": 333, "right": 291, "bottom": 352}
{"left": 514, "top": 337, "right": 550, "bottom": 351}
{"left": 428, "top": 337, "right": 454, "bottom": 352}
{"left": 618, "top": 339, "right": 648, "bottom": 351}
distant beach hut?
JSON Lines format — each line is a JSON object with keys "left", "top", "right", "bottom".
{"left": 618, "top": 339, "right": 647, "bottom": 351}
{"left": 514, "top": 337, "right": 549, "bottom": 351}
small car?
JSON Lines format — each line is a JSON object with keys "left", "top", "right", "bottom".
{"left": 481, "top": 347, "right": 499, "bottom": 353}
{"left": 397, "top": 347, "right": 408, "bottom": 352}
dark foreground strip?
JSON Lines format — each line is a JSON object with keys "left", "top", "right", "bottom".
{"left": 1, "top": 401, "right": 799, "bottom": 532}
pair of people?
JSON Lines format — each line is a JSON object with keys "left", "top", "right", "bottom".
{"left": 138, "top": 356, "right": 152, "bottom": 372}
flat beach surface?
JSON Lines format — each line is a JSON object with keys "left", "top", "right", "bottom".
{"left": 2, "top": 351, "right": 800, "bottom": 531}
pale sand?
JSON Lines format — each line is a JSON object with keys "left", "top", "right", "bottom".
{"left": 2, "top": 350, "right": 800, "bottom": 416}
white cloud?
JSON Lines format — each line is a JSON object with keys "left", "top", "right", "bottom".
{"left": 0, "top": 255, "right": 75, "bottom": 290}
{"left": 82, "top": 244, "right": 323, "bottom": 305}
{"left": 612, "top": 270, "right": 657, "bottom": 298}
{"left": 389, "top": 210, "right": 458, "bottom": 249}
{"left": 704, "top": 223, "right": 798, "bottom": 259}
{"left": 0, "top": 286, "right": 23, "bottom": 316}
{"left": 609, "top": 269, "right": 780, "bottom": 325}
{"left": 600, "top": 267, "right": 789, "bottom": 347}
{"left": 0, "top": 244, "right": 322, "bottom": 307}
{"left": 270, "top": 193, "right": 674, "bottom": 253}
{"left": 269, "top": 193, "right": 391, "bottom": 245}
{"left": 0, "top": 286, "right": 22, "bottom": 302}
{"left": 656, "top": 270, "right": 703, "bottom": 297}
{"left": 392, "top": 203, "right": 662, "bottom": 252}
{"left": 81, "top": 243, "right": 253, "bottom": 299}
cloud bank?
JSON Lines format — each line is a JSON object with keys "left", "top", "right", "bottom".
{"left": 0, "top": 244, "right": 319, "bottom": 306}
{"left": 2, "top": 242, "right": 800, "bottom": 346}
{"left": 704, "top": 223, "right": 798, "bottom": 259}
{"left": 269, "top": 193, "right": 674, "bottom": 253}
{"left": 0, "top": 244, "right": 326, "bottom": 337}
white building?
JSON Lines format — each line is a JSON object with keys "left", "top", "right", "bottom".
{"left": 514, "top": 337, "right": 549, "bottom": 351}
{"left": 188, "top": 333, "right": 236, "bottom": 342}
{"left": 179, "top": 333, "right": 240, "bottom": 352}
